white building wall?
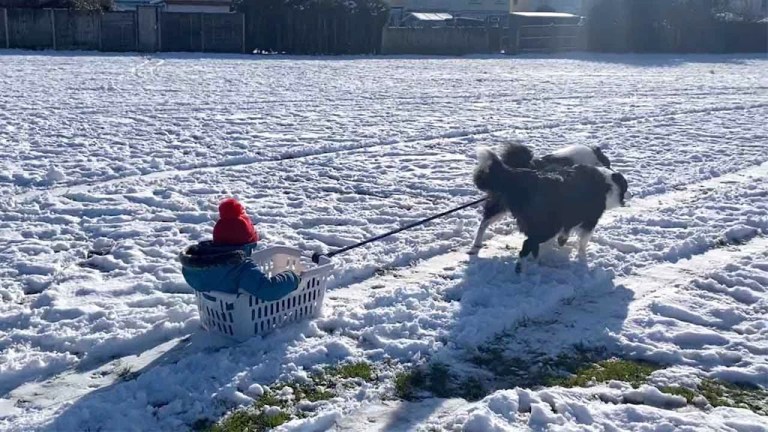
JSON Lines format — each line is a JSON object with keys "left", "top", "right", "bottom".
{"left": 389, "top": 0, "right": 510, "bottom": 17}
{"left": 727, "top": 0, "right": 768, "bottom": 16}
{"left": 164, "top": 4, "right": 231, "bottom": 12}
{"left": 510, "top": 0, "right": 587, "bottom": 14}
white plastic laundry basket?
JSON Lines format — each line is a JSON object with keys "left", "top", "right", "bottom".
{"left": 194, "top": 246, "right": 334, "bottom": 340}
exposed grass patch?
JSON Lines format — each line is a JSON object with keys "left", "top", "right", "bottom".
{"left": 393, "top": 363, "right": 484, "bottom": 401}
{"left": 659, "top": 379, "right": 768, "bottom": 415}
{"left": 206, "top": 383, "right": 332, "bottom": 432}
{"left": 551, "top": 359, "right": 660, "bottom": 388}
{"left": 287, "top": 383, "right": 335, "bottom": 403}
{"left": 208, "top": 408, "right": 291, "bottom": 432}
{"left": 253, "top": 391, "right": 287, "bottom": 410}
{"left": 698, "top": 379, "right": 768, "bottom": 415}
{"left": 205, "top": 363, "right": 378, "bottom": 431}
{"left": 191, "top": 418, "right": 215, "bottom": 431}
{"left": 460, "top": 376, "right": 487, "bottom": 401}
{"left": 470, "top": 341, "right": 609, "bottom": 389}
{"left": 327, "top": 361, "right": 374, "bottom": 381}
{"left": 394, "top": 369, "right": 426, "bottom": 400}
{"left": 659, "top": 385, "right": 698, "bottom": 403}
{"left": 114, "top": 364, "right": 139, "bottom": 382}
{"left": 426, "top": 363, "right": 452, "bottom": 398}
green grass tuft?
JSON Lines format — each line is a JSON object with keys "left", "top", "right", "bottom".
{"left": 114, "top": 364, "right": 139, "bottom": 382}
{"left": 394, "top": 369, "right": 425, "bottom": 400}
{"left": 552, "top": 359, "right": 659, "bottom": 388}
{"left": 660, "top": 386, "right": 697, "bottom": 403}
{"left": 254, "top": 391, "right": 286, "bottom": 410}
{"left": 461, "top": 376, "right": 487, "bottom": 401}
{"left": 328, "top": 361, "right": 374, "bottom": 381}
{"left": 289, "top": 383, "right": 335, "bottom": 403}
{"left": 209, "top": 409, "right": 291, "bottom": 432}
{"left": 698, "top": 379, "right": 768, "bottom": 415}
{"left": 425, "top": 363, "right": 452, "bottom": 398}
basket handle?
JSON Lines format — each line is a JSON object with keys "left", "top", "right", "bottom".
{"left": 201, "top": 292, "right": 218, "bottom": 302}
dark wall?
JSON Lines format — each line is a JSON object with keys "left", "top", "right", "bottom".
{"left": 100, "top": 11, "right": 137, "bottom": 52}
{"left": 381, "top": 27, "right": 494, "bottom": 55}
{"left": 54, "top": 9, "right": 100, "bottom": 50}
{"left": 201, "top": 12, "right": 242, "bottom": 53}
{"left": 0, "top": 10, "right": 7, "bottom": 48}
{"left": 2, "top": 7, "right": 246, "bottom": 53}
{"left": 7, "top": 8, "right": 52, "bottom": 49}
{"left": 160, "top": 13, "right": 243, "bottom": 52}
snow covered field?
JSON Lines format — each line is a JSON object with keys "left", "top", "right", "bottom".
{"left": 1, "top": 52, "right": 767, "bottom": 431}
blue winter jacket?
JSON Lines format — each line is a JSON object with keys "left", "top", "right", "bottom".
{"left": 179, "top": 241, "right": 300, "bottom": 301}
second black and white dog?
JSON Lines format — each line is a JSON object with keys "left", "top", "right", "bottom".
{"left": 471, "top": 143, "right": 629, "bottom": 272}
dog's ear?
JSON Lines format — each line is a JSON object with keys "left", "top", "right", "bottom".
{"left": 611, "top": 172, "right": 628, "bottom": 194}
{"left": 592, "top": 146, "right": 612, "bottom": 169}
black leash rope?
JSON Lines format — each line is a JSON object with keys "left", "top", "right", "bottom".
{"left": 311, "top": 196, "right": 487, "bottom": 263}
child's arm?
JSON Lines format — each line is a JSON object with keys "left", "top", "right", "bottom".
{"left": 237, "top": 262, "right": 301, "bottom": 301}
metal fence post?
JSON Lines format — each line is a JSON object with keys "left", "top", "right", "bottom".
{"left": 157, "top": 8, "right": 162, "bottom": 51}
{"left": 200, "top": 13, "right": 204, "bottom": 52}
{"left": 2, "top": 9, "right": 8, "bottom": 49}
{"left": 97, "top": 10, "right": 103, "bottom": 51}
{"left": 50, "top": 9, "right": 56, "bottom": 50}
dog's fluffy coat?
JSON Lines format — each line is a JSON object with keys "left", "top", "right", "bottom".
{"left": 471, "top": 143, "right": 624, "bottom": 255}
{"left": 472, "top": 143, "right": 628, "bottom": 272}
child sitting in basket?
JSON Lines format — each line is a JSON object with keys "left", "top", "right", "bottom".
{"left": 180, "top": 198, "right": 300, "bottom": 300}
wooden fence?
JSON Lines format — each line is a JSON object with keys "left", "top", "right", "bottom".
{"left": 514, "top": 24, "right": 585, "bottom": 53}
{"left": 0, "top": 6, "right": 245, "bottom": 53}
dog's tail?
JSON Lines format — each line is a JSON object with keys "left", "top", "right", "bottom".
{"left": 499, "top": 142, "right": 534, "bottom": 168}
{"left": 474, "top": 148, "right": 510, "bottom": 193}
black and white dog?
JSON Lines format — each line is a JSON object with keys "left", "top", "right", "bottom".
{"left": 470, "top": 143, "right": 620, "bottom": 255}
{"left": 471, "top": 143, "right": 629, "bottom": 273}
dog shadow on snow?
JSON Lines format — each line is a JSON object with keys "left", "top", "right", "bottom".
{"left": 379, "top": 242, "right": 635, "bottom": 432}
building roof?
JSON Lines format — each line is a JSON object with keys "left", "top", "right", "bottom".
{"left": 512, "top": 12, "right": 581, "bottom": 18}
{"left": 408, "top": 12, "right": 454, "bottom": 21}
{"left": 164, "top": 0, "right": 231, "bottom": 4}
{"left": 112, "top": 0, "right": 163, "bottom": 10}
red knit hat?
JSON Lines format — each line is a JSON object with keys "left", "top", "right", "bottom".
{"left": 213, "top": 198, "right": 259, "bottom": 246}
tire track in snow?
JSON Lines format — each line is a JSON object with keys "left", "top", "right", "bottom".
{"left": 11, "top": 101, "right": 768, "bottom": 203}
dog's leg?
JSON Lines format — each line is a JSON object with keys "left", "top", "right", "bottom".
{"left": 577, "top": 220, "right": 598, "bottom": 260}
{"left": 516, "top": 238, "right": 541, "bottom": 274}
{"left": 515, "top": 238, "right": 532, "bottom": 274}
{"left": 577, "top": 230, "right": 593, "bottom": 260}
{"left": 470, "top": 198, "right": 505, "bottom": 255}
{"left": 469, "top": 216, "right": 496, "bottom": 255}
